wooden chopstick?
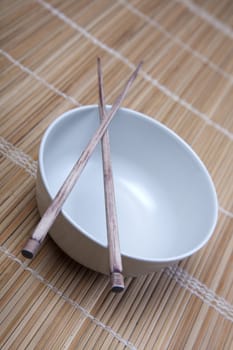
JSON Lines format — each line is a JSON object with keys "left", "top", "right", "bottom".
{"left": 97, "top": 58, "right": 124, "bottom": 293}
{"left": 22, "top": 60, "right": 142, "bottom": 259}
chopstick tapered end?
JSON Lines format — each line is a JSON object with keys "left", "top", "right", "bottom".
{"left": 21, "top": 238, "right": 40, "bottom": 259}
{"left": 111, "top": 272, "right": 124, "bottom": 293}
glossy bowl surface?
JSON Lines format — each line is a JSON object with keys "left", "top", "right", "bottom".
{"left": 37, "top": 106, "right": 218, "bottom": 275}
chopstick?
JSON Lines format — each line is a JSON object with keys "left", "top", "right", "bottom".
{"left": 97, "top": 58, "right": 124, "bottom": 292}
{"left": 22, "top": 60, "right": 142, "bottom": 260}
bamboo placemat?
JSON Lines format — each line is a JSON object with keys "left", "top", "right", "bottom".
{"left": 1, "top": 0, "right": 233, "bottom": 348}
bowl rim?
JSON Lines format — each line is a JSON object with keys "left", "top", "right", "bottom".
{"left": 38, "top": 105, "right": 218, "bottom": 263}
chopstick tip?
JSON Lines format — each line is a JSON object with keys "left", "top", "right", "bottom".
{"left": 21, "top": 238, "right": 40, "bottom": 259}
{"left": 136, "top": 60, "right": 143, "bottom": 72}
{"left": 111, "top": 272, "right": 125, "bottom": 293}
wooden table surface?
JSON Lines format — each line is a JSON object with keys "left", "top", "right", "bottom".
{"left": 1, "top": 0, "right": 233, "bottom": 349}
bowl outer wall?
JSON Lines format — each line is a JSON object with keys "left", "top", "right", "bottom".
{"left": 36, "top": 167, "right": 177, "bottom": 275}
{"left": 36, "top": 105, "right": 218, "bottom": 275}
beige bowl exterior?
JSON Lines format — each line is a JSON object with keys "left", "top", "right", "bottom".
{"left": 36, "top": 168, "right": 177, "bottom": 276}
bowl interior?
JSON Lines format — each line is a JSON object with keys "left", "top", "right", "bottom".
{"left": 40, "top": 106, "right": 218, "bottom": 261}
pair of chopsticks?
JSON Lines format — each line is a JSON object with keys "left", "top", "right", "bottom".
{"left": 22, "top": 58, "right": 142, "bottom": 292}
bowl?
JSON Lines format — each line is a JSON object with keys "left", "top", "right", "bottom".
{"left": 36, "top": 105, "right": 218, "bottom": 276}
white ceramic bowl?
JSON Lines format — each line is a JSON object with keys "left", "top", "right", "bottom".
{"left": 36, "top": 106, "right": 218, "bottom": 276}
